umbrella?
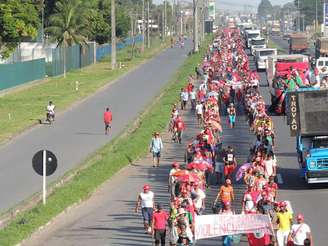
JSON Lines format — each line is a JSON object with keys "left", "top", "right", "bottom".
{"left": 235, "top": 163, "right": 252, "bottom": 181}
{"left": 172, "top": 170, "right": 190, "bottom": 177}
{"left": 176, "top": 173, "right": 200, "bottom": 183}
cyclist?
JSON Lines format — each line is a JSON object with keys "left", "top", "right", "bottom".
{"left": 46, "top": 101, "right": 56, "bottom": 122}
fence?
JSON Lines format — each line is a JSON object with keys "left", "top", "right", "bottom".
{"left": 0, "top": 59, "right": 45, "bottom": 90}
{"left": 96, "top": 35, "right": 143, "bottom": 61}
{"left": 0, "top": 35, "right": 143, "bottom": 91}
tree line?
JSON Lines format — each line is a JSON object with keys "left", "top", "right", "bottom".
{"left": 0, "top": 0, "right": 173, "bottom": 59}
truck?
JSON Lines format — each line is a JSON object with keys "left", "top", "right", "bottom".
{"left": 271, "top": 21, "right": 281, "bottom": 36}
{"left": 315, "top": 37, "right": 328, "bottom": 59}
{"left": 267, "top": 55, "right": 309, "bottom": 115}
{"left": 250, "top": 37, "right": 267, "bottom": 56}
{"left": 286, "top": 89, "right": 328, "bottom": 184}
{"left": 255, "top": 48, "right": 277, "bottom": 71}
{"left": 289, "top": 33, "right": 308, "bottom": 54}
{"left": 245, "top": 29, "right": 261, "bottom": 48}
{"left": 267, "top": 54, "right": 309, "bottom": 87}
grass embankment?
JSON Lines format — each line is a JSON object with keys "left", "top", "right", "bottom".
{"left": 0, "top": 37, "right": 212, "bottom": 245}
{"left": 267, "top": 38, "right": 286, "bottom": 54}
{"left": 0, "top": 37, "right": 168, "bottom": 144}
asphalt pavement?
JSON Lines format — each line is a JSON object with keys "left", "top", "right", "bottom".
{"left": 0, "top": 42, "right": 190, "bottom": 213}
{"left": 270, "top": 35, "right": 315, "bottom": 56}
{"left": 23, "top": 82, "right": 254, "bottom": 246}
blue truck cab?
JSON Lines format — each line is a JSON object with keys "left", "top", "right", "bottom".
{"left": 297, "top": 135, "right": 328, "bottom": 183}
{"left": 286, "top": 88, "right": 328, "bottom": 184}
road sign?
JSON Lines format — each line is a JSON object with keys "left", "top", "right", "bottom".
{"left": 32, "top": 150, "right": 57, "bottom": 205}
{"left": 32, "top": 150, "right": 57, "bottom": 176}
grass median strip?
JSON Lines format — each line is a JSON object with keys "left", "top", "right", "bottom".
{"left": 0, "top": 37, "right": 212, "bottom": 245}
{"left": 268, "top": 38, "right": 286, "bottom": 54}
{"left": 0, "top": 37, "right": 168, "bottom": 144}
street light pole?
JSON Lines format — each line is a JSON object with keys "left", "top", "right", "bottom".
{"left": 147, "top": 0, "right": 150, "bottom": 48}
{"left": 142, "top": 0, "right": 145, "bottom": 52}
{"left": 193, "top": 0, "right": 199, "bottom": 52}
{"left": 316, "top": 0, "right": 318, "bottom": 33}
{"left": 111, "top": 0, "right": 116, "bottom": 70}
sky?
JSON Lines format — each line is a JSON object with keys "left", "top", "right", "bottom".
{"left": 216, "top": 0, "right": 292, "bottom": 12}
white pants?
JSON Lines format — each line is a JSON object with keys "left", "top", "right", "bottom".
{"left": 277, "top": 230, "right": 290, "bottom": 246}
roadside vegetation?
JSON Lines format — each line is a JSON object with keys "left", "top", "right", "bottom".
{"left": 0, "top": 36, "right": 212, "bottom": 246}
{"left": 0, "top": 37, "right": 168, "bottom": 144}
{"left": 267, "top": 38, "right": 286, "bottom": 54}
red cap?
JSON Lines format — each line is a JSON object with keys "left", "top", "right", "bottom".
{"left": 297, "top": 214, "right": 304, "bottom": 220}
{"left": 172, "top": 162, "right": 179, "bottom": 168}
{"left": 143, "top": 184, "right": 150, "bottom": 191}
{"left": 280, "top": 201, "right": 287, "bottom": 207}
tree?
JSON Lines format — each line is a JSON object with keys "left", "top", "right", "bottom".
{"left": 46, "top": 0, "right": 89, "bottom": 77}
{"left": 0, "top": 0, "right": 40, "bottom": 58}
{"left": 294, "top": 0, "right": 323, "bottom": 29}
{"left": 257, "top": 0, "right": 273, "bottom": 20}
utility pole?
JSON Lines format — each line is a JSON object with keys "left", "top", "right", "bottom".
{"left": 41, "top": 0, "right": 44, "bottom": 45}
{"left": 297, "top": 0, "right": 300, "bottom": 31}
{"left": 162, "top": 3, "right": 165, "bottom": 41}
{"left": 164, "top": 0, "right": 167, "bottom": 37}
{"left": 111, "top": 0, "right": 116, "bottom": 70}
{"left": 316, "top": 0, "right": 318, "bottom": 33}
{"left": 193, "top": 0, "right": 199, "bottom": 52}
{"left": 147, "top": 0, "right": 150, "bottom": 48}
{"left": 141, "top": 0, "right": 145, "bottom": 52}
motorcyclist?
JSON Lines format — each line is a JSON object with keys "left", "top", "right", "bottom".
{"left": 46, "top": 101, "right": 56, "bottom": 122}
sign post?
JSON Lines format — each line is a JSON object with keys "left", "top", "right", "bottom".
{"left": 32, "top": 150, "right": 57, "bottom": 205}
{"left": 43, "top": 150, "right": 46, "bottom": 205}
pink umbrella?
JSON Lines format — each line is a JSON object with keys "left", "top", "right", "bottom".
{"left": 235, "top": 163, "right": 252, "bottom": 181}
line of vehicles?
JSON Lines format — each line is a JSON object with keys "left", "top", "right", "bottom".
{"left": 238, "top": 22, "right": 328, "bottom": 186}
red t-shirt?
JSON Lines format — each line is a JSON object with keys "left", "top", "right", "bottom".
{"left": 176, "top": 120, "right": 185, "bottom": 131}
{"left": 153, "top": 211, "right": 168, "bottom": 230}
{"left": 103, "top": 111, "right": 112, "bottom": 123}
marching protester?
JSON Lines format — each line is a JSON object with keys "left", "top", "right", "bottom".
{"left": 133, "top": 26, "right": 312, "bottom": 246}
{"left": 135, "top": 184, "right": 154, "bottom": 234}
{"left": 103, "top": 107, "right": 112, "bottom": 135}
{"left": 150, "top": 132, "right": 164, "bottom": 167}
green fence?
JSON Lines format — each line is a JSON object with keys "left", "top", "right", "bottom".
{"left": 0, "top": 59, "right": 45, "bottom": 90}
{"left": 46, "top": 43, "right": 96, "bottom": 77}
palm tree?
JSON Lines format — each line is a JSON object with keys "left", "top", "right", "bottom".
{"left": 46, "top": 0, "right": 89, "bottom": 78}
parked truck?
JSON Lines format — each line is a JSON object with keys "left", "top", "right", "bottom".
{"left": 289, "top": 33, "right": 308, "bottom": 54}
{"left": 286, "top": 88, "right": 328, "bottom": 184}
{"left": 315, "top": 37, "right": 328, "bottom": 59}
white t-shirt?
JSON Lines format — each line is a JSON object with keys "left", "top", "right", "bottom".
{"left": 140, "top": 191, "right": 154, "bottom": 208}
{"left": 190, "top": 91, "right": 196, "bottom": 100}
{"left": 47, "top": 105, "right": 55, "bottom": 114}
{"left": 291, "top": 223, "right": 311, "bottom": 245}
{"left": 194, "top": 189, "right": 206, "bottom": 209}
{"left": 181, "top": 92, "right": 189, "bottom": 101}
{"left": 264, "top": 159, "right": 277, "bottom": 177}
{"left": 196, "top": 104, "right": 203, "bottom": 115}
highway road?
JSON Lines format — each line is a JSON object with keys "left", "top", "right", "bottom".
{"left": 21, "top": 45, "right": 328, "bottom": 246}
{"left": 270, "top": 34, "right": 315, "bottom": 56}
{"left": 0, "top": 42, "right": 191, "bottom": 213}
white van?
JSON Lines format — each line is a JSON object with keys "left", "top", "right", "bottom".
{"left": 255, "top": 48, "right": 277, "bottom": 71}
{"left": 250, "top": 37, "right": 267, "bottom": 55}
{"left": 245, "top": 30, "right": 261, "bottom": 48}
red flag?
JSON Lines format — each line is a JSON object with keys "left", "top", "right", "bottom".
{"left": 247, "top": 233, "right": 271, "bottom": 246}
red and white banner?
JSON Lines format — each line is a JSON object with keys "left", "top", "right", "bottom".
{"left": 195, "top": 214, "right": 274, "bottom": 240}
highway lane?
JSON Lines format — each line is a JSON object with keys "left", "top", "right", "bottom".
{"left": 254, "top": 60, "right": 328, "bottom": 244}
{"left": 0, "top": 43, "right": 191, "bottom": 213}
{"left": 23, "top": 84, "right": 253, "bottom": 246}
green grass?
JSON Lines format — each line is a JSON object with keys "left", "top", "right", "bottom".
{"left": 0, "top": 36, "right": 212, "bottom": 246}
{"left": 267, "top": 38, "right": 286, "bottom": 55}
{"left": 0, "top": 37, "right": 169, "bottom": 144}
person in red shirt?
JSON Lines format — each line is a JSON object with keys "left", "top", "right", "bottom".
{"left": 152, "top": 203, "right": 168, "bottom": 246}
{"left": 174, "top": 116, "right": 185, "bottom": 144}
{"left": 103, "top": 107, "right": 113, "bottom": 135}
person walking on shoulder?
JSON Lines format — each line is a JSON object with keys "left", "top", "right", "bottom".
{"left": 103, "top": 107, "right": 113, "bottom": 135}
{"left": 135, "top": 184, "right": 155, "bottom": 234}
{"left": 288, "top": 214, "right": 313, "bottom": 246}
{"left": 152, "top": 203, "right": 169, "bottom": 246}
{"left": 150, "top": 132, "right": 163, "bottom": 167}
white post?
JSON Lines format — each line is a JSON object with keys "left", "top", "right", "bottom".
{"left": 43, "top": 150, "right": 46, "bottom": 205}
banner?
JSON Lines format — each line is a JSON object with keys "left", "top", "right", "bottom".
{"left": 208, "top": 1, "right": 215, "bottom": 20}
{"left": 195, "top": 214, "right": 274, "bottom": 240}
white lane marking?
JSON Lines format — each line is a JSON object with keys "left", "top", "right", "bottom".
{"left": 277, "top": 173, "right": 283, "bottom": 184}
